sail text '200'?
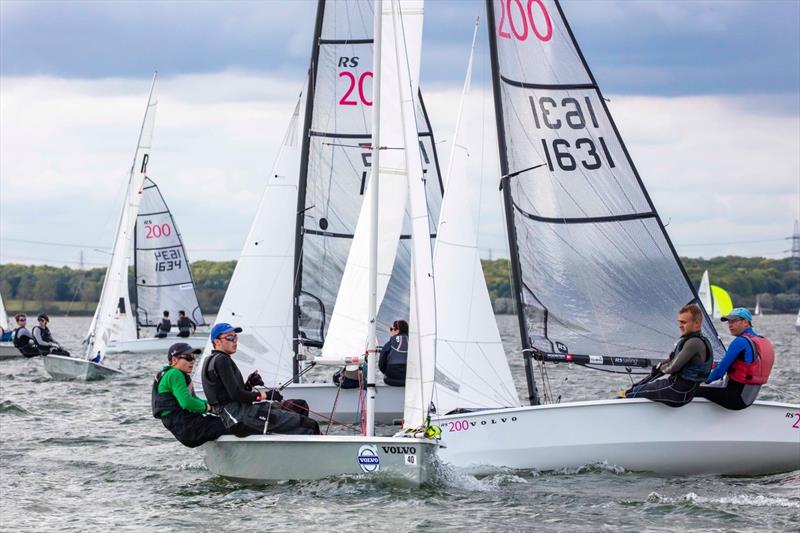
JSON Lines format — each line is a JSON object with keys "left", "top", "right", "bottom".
{"left": 529, "top": 95, "right": 616, "bottom": 172}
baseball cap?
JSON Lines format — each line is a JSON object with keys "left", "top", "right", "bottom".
{"left": 721, "top": 307, "right": 753, "bottom": 323}
{"left": 167, "top": 342, "right": 202, "bottom": 360}
{"left": 210, "top": 322, "right": 243, "bottom": 340}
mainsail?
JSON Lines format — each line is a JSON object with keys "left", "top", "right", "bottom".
{"left": 0, "top": 291, "right": 8, "bottom": 330}
{"left": 134, "top": 177, "right": 207, "bottom": 331}
{"left": 485, "top": 0, "right": 724, "bottom": 401}
{"left": 293, "top": 0, "right": 444, "bottom": 364}
{"left": 84, "top": 75, "right": 157, "bottom": 360}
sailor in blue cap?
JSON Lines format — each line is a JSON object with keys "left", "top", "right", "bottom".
{"left": 200, "top": 323, "right": 320, "bottom": 436}
{"left": 696, "top": 308, "right": 775, "bottom": 410}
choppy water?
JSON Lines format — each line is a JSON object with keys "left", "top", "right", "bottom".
{"left": 1, "top": 314, "right": 798, "bottom": 532}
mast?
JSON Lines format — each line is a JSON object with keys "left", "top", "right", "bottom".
{"left": 484, "top": 0, "right": 540, "bottom": 405}
{"left": 365, "top": 0, "right": 383, "bottom": 437}
{"left": 133, "top": 218, "right": 140, "bottom": 339}
{"left": 291, "top": 0, "right": 326, "bottom": 381}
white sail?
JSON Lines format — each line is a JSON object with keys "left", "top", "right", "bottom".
{"left": 320, "top": 0, "right": 422, "bottom": 362}
{"left": 0, "top": 291, "right": 8, "bottom": 330}
{"left": 198, "top": 94, "right": 304, "bottom": 388}
{"left": 432, "top": 19, "right": 519, "bottom": 415}
{"left": 135, "top": 178, "right": 207, "bottom": 330}
{"left": 84, "top": 75, "right": 157, "bottom": 361}
{"left": 698, "top": 270, "right": 712, "bottom": 316}
{"left": 754, "top": 295, "right": 761, "bottom": 316}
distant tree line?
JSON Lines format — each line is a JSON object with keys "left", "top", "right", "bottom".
{"left": 1, "top": 257, "right": 797, "bottom": 315}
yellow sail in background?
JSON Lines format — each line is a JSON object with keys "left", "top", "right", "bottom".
{"left": 710, "top": 285, "right": 733, "bottom": 319}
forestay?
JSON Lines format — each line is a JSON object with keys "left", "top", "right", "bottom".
{"left": 432, "top": 19, "right": 519, "bottom": 415}
{"left": 84, "top": 75, "right": 157, "bottom": 360}
{"left": 488, "top": 0, "right": 724, "bottom": 374}
{"left": 135, "top": 178, "right": 206, "bottom": 330}
{"left": 295, "top": 0, "right": 443, "bottom": 356}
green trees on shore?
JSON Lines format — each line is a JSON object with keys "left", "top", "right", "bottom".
{"left": 1, "top": 257, "right": 797, "bottom": 315}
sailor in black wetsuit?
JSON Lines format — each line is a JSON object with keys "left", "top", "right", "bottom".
{"left": 201, "top": 323, "right": 320, "bottom": 436}
{"left": 12, "top": 313, "right": 40, "bottom": 357}
{"left": 31, "top": 314, "right": 70, "bottom": 356}
{"left": 379, "top": 320, "right": 408, "bottom": 387}
{"left": 624, "top": 304, "right": 713, "bottom": 407}
{"left": 155, "top": 310, "right": 172, "bottom": 338}
{"left": 151, "top": 342, "right": 227, "bottom": 447}
{"left": 176, "top": 310, "right": 196, "bottom": 338}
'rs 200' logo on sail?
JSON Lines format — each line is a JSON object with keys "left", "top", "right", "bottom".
{"left": 357, "top": 444, "right": 380, "bottom": 473}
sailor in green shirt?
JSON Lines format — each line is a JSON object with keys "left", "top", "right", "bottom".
{"left": 151, "top": 342, "right": 227, "bottom": 447}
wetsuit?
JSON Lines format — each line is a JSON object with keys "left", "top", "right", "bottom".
{"left": 151, "top": 366, "right": 227, "bottom": 447}
{"left": 12, "top": 326, "right": 40, "bottom": 357}
{"left": 176, "top": 316, "right": 196, "bottom": 338}
{"left": 627, "top": 333, "right": 712, "bottom": 408}
{"left": 155, "top": 317, "right": 172, "bottom": 338}
{"left": 379, "top": 334, "right": 408, "bottom": 387}
{"left": 31, "top": 325, "right": 70, "bottom": 356}
{"left": 201, "top": 350, "right": 320, "bottom": 436}
{"left": 695, "top": 327, "right": 767, "bottom": 410}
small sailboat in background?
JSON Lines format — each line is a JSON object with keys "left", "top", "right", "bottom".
{"left": 0, "top": 292, "right": 18, "bottom": 359}
{"left": 754, "top": 295, "right": 762, "bottom": 316}
{"left": 698, "top": 270, "right": 734, "bottom": 319}
{"left": 105, "top": 177, "right": 208, "bottom": 354}
{"left": 795, "top": 309, "right": 800, "bottom": 332}
{"left": 43, "top": 75, "right": 159, "bottom": 380}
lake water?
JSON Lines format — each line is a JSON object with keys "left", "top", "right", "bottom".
{"left": 1, "top": 314, "right": 798, "bottom": 531}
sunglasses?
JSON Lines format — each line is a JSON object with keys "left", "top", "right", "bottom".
{"left": 221, "top": 334, "right": 238, "bottom": 342}
{"left": 177, "top": 354, "right": 196, "bottom": 362}
{"left": 18, "top": 318, "right": 27, "bottom": 322}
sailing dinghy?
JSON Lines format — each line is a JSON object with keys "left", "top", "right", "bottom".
{"left": 195, "top": 0, "right": 444, "bottom": 424}
{"left": 105, "top": 178, "right": 208, "bottom": 354}
{"left": 698, "top": 270, "right": 734, "bottom": 320}
{"left": 43, "top": 76, "right": 161, "bottom": 380}
{"left": 431, "top": 0, "right": 799, "bottom": 476}
{"left": 203, "top": 0, "right": 439, "bottom": 486}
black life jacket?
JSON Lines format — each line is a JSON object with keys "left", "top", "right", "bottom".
{"left": 12, "top": 327, "right": 34, "bottom": 349}
{"left": 157, "top": 318, "right": 172, "bottom": 333}
{"left": 177, "top": 317, "right": 193, "bottom": 334}
{"left": 151, "top": 368, "right": 193, "bottom": 418}
{"left": 670, "top": 332, "right": 714, "bottom": 382}
{"left": 385, "top": 335, "right": 408, "bottom": 367}
{"left": 201, "top": 351, "right": 226, "bottom": 407}
{"left": 32, "top": 325, "right": 54, "bottom": 344}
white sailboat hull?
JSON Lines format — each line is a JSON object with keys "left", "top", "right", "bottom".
{"left": 43, "top": 354, "right": 125, "bottom": 381}
{"left": 0, "top": 342, "right": 20, "bottom": 359}
{"left": 105, "top": 334, "right": 207, "bottom": 354}
{"left": 434, "top": 398, "right": 800, "bottom": 476}
{"left": 282, "top": 382, "right": 404, "bottom": 425}
{"left": 203, "top": 434, "right": 437, "bottom": 486}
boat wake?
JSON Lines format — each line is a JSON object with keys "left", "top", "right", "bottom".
{"left": 647, "top": 491, "right": 800, "bottom": 509}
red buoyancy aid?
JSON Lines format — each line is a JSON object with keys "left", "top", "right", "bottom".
{"left": 728, "top": 333, "right": 774, "bottom": 385}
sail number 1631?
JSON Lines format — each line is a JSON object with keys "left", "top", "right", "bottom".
{"left": 530, "top": 95, "right": 616, "bottom": 172}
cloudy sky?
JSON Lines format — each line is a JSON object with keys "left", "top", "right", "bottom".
{"left": 1, "top": 0, "right": 798, "bottom": 269}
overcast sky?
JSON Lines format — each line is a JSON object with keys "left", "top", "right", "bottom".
{"left": 1, "top": 0, "right": 798, "bottom": 269}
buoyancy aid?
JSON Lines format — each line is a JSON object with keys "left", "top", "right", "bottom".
{"left": 386, "top": 335, "right": 408, "bottom": 366}
{"left": 728, "top": 333, "right": 774, "bottom": 385}
{"left": 671, "top": 332, "right": 714, "bottom": 382}
{"left": 157, "top": 318, "right": 172, "bottom": 333}
{"left": 177, "top": 317, "right": 193, "bottom": 334}
{"left": 12, "top": 327, "right": 34, "bottom": 349}
{"left": 201, "top": 351, "right": 225, "bottom": 406}
{"left": 32, "top": 325, "right": 54, "bottom": 344}
{"left": 151, "top": 368, "right": 192, "bottom": 418}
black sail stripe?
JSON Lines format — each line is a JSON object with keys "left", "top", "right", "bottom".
{"left": 319, "top": 38, "right": 373, "bottom": 45}
{"left": 499, "top": 75, "right": 595, "bottom": 91}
